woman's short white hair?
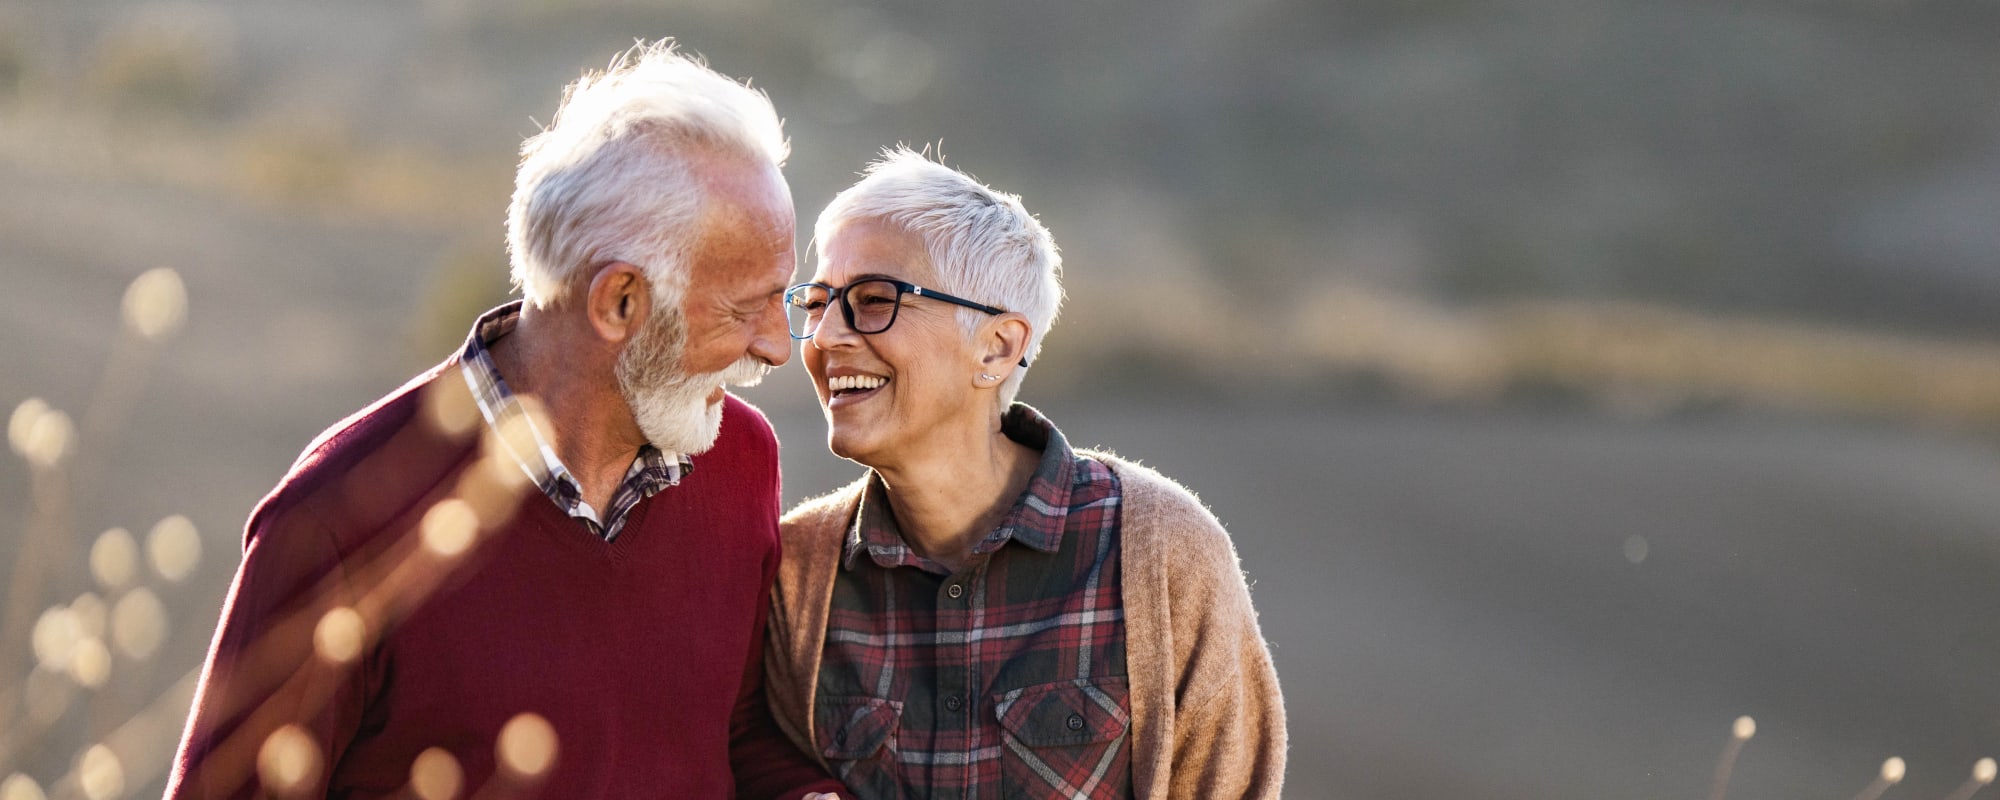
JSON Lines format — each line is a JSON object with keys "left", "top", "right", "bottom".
{"left": 815, "top": 149, "right": 1063, "bottom": 406}
{"left": 508, "top": 40, "right": 788, "bottom": 311}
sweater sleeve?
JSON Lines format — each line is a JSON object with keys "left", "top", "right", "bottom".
{"left": 731, "top": 544, "right": 848, "bottom": 799}
{"left": 166, "top": 505, "right": 370, "bottom": 799}
{"left": 1161, "top": 509, "right": 1289, "bottom": 799}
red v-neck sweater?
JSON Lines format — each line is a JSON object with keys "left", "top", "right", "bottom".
{"left": 168, "top": 361, "right": 841, "bottom": 799}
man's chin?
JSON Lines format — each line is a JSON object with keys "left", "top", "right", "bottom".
{"left": 637, "top": 395, "right": 726, "bottom": 455}
{"left": 683, "top": 399, "right": 726, "bottom": 455}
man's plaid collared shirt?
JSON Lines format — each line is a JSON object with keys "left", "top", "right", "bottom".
{"left": 816, "top": 404, "right": 1131, "bottom": 799}
{"left": 458, "top": 302, "right": 689, "bottom": 542}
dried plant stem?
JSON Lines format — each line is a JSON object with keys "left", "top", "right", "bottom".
{"left": 1709, "top": 736, "right": 1747, "bottom": 800}
{"left": 0, "top": 465, "right": 71, "bottom": 725}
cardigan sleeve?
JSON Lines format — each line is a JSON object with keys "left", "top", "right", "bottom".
{"left": 1161, "top": 512, "right": 1289, "bottom": 799}
{"left": 1108, "top": 454, "right": 1289, "bottom": 799}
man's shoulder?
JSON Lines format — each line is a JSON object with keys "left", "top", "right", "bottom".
{"left": 250, "top": 361, "right": 479, "bottom": 547}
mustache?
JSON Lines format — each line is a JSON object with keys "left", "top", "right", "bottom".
{"left": 717, "top": 355, "right": 771, "bottom": 388}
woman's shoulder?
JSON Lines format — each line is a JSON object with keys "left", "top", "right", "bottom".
{"left": 780, "top": 474, "right": 870, "bottom": 541}
{"left": 1077, "top": 448, "right": 1234, "bottom": 556}
{"left": 1079, "top": 449, "right": 1217, "bottom": 519}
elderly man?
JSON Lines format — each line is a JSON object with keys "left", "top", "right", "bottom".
{"left": 168, "top": 43, "right": 843, "bottom": 799}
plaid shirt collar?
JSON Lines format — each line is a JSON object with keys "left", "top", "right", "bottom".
{"left": 458, "top": 302, "right": 690, "bottom": 542}
{"left": 845, "top": 403, "right": 1077, "bottom": 573}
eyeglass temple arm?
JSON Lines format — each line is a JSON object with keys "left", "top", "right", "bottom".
{"left": 907, "top": 286, "right": 1030, "bottom": 368}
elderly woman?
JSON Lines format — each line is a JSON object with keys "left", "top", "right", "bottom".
{"left": 765, "top": 151, "right": 1286, "bottom": 799}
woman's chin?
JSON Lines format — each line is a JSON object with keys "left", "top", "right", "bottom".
{"left": 825, "top": 427, "right": 885, "bottom": 467}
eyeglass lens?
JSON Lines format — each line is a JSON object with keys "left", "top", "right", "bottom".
{"left": 787, "top": 279, "right": 905, "bottom": 338}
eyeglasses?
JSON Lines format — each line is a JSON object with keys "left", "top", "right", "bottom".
{"left": 785, "top": 278, "right": 1029, "bottom": 366}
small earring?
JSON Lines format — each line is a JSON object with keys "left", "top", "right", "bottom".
{"left": 979, "top": 373, "right": 998, "bottom": 382}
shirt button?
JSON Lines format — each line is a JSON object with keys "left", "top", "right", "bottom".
{"left": 946, "top": 583, "right": 964, "bottom": 599}
{"left": 945, "top": 695, "right": 964, "bottom": 712}
{"left": 1066, "top": 714, "right": 1086, "bottom": 731}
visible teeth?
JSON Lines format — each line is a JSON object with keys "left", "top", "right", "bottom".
{"left": 829, "top": 375, "right": 886, "bottom": 392}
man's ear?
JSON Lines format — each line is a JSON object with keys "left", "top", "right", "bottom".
{"left": 585, "top": 262, "right": 652, "bottom": 344}
{"left": 977, "top": 312, "right": 1032, "bottom": 380}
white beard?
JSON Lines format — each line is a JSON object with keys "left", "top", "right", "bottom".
{"left": 616, "top": 308, "right": 770, "bottom": 455}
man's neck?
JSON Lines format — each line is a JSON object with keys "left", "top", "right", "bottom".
{"left": 874, "top": 419, "right": 1040, "bottom": 574}
{"left": 487, "top": 308, "right": 644, "bottom": 513}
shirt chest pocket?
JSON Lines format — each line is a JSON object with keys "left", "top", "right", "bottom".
{"left": 992, "top": 678, "right": 1132, "bottom": 799}
{"left": 815, "top": 695, "right": 903, "bottom": 794}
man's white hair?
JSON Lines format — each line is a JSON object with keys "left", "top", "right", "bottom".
{"left": 508, "top": 40, "right": 789, "bottom": 311}
{"left": 815, "top": 149, "right": 1063, "bottom": 407}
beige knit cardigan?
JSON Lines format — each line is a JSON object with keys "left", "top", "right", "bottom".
{"left": 765, "top": 450, "right": 1287, "bottom": 798}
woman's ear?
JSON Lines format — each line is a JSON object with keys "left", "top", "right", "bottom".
{"left": 585, "top": 262, "right": 651, "bottom": 344}
{"left": 977, "top": 312, "right": 1032, "bottom": 381}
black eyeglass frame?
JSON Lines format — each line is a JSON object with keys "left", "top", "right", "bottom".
{"left": 785, "top": 278, "right": 1030, "bottom": 367}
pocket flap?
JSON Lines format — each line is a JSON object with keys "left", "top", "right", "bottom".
{"left": 816, "top": 695, "right": 902, "bottom": 760}
{"left": 993, "top": 678, "right": 1130, "bottom": 748}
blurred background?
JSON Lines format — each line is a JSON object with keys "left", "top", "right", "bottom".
{"left": 4, "top": 0, "right": 2000, "bottom": 797}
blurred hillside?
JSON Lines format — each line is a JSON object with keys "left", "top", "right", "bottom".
{"left": 4, "top": 0, "right": 1999, "bottom": 422}
{"left": 3, "top": 0, "right": 1999, "bottom": 317}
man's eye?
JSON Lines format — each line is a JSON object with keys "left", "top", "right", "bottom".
{"left": 856, "top": 294, "right": 897, "bottom": 307}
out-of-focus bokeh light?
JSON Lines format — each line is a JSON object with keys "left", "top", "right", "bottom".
{"left": 7, "top": 397, "right": 50, "bottom": 456}
{"left": 839, "top": 30, "right": 936, "bottom": 106}
{"left": 90, "top": 528, "right": 141, "bottom": 589}
{"left": 147, "top": 514, "right": 202, "bottom": 582}
{"left": 67, "top": 637, "right": 112, "bottom": 688}
{"left": 420, "top": 498, "right": 477, "bottom": 558}
{"left": 459, "top": 449, "right": 529, "bottom": 534}
{"left": 77, "top": 744, "right": 124, "bottom": 800}
{"left": 110, "top": 588, "right": 168, "bottom": 661}
{"left": 490, "top": 397, "right": 547, "bottom": 469}
{"left": 313, "top": 607, "right": 365, "bottom": 665}
{"left": 1623, "top": 535, "right": 1649, "bottom": 565}
{"left": 69, "top": 592, "right": 107, "bottom": 640}
{"left": 1732, "top": 715, "right": 1756, "bottom": 740}
{"left": 1882, "top": 757, "right": 1906, "bottom": 783}
{"left": 32, "top": 606, "right": 81, "bottom": 672}
{"left": 422, "top": 381, "right": 480, "bottom": 438}
{"left": 257, "top": 724, "right": 321, "bottom": 796}
{"left": 496, "top": 712, "right": 557, "bottom": 778}
{"left": 408, "top": 747, "right": 463, "bottom": 800}
{"left": 10, "top": 402, "right": 74, "bottom": 469}
{"left": 0, "top": 773, "right": 46, "bottom": 800}
{"left": 121, "top": 266, "right": 188, "bottom": 341}
{"left": 25, "top": 667, "right": 75, "bottom": 724}
{"left": 1975, "top": 757, "right": 1997, "bottom": 784}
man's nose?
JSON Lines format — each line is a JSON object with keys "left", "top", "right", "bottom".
{"left": 747, "top": 298, "right": 792, "bottom": 367}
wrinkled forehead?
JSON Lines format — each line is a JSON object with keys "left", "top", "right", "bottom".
{"left": 812, "top": 216, "right": 935, "bottom": 286}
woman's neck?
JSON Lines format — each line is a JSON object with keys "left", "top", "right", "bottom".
{"left": 873, "top": 421, "right": 1041, "bottom": 574}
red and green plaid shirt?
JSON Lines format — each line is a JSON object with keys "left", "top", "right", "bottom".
{"left": 816, "top": 404, "right": 1131, "bottom": 799}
